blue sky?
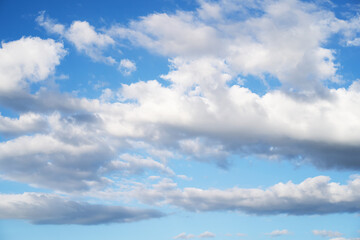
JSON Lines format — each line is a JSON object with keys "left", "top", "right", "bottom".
{"left": 1, "top": 0, "right": 360, "bottom": 239}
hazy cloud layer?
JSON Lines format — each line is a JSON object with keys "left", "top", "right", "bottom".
{"left": 313, "top": 230, "right": 343, "bottom": 238}
{"left": 0, "top": 193, "right": 164, "bottom": 225}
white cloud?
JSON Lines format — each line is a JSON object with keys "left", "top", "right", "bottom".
{"left": 110, "top": 67, "right": 360, "bottom": 169}
{"left": 109, "top": 0, "right": 352, "bottom": 92}
{"left": 118, "top": 59, "right": 136, "bottom": 75}
{"left": 37, "top": 12, "right": 115, "bottom": 64}
{"left": 20, "top": 1, "right": 360, "bottom": 172}
{"left": 0, "top": 113, "right": 46, "bottom": 136}
{"left": 36, "top": 11, "right": 65, "bottom": 35}
{"left": 313, "top": 230, "right": 343, "bottom": 238}
{"left": 265, "top": 229, "right": 290, "bottom": 237}
{"left": 0, "top": 37, "right": 66, "bottom": 94}
{"left": 65, "top": 21, "right": 115, "bottom": 64}
{"left": 102, "top": 153, "right": 175, "bottom": 176}
{"left": 1, "top": 1, "right": 360, "bottom": 222}
{"left": 128, "top": 175, "right": 360, "bottom": 215}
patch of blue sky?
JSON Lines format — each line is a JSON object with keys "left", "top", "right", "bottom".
{"left": 0, "top": 179, "right": 52, "bottom": 194}
{"left": 169, "top": 153, "right": 357, "bottom": 191}
{"left": 231, "top": 73, "right": 282, "bottom": 96}
{"left": 3, "top": 212, "right": 358, "bottom": 240}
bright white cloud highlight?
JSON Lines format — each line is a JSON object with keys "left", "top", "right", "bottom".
{"left": 0, "top": 37, "right": 66, "bottom": 94}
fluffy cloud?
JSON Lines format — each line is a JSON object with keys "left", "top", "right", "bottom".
{"left": 18, "top": 0, "right": 360, "bottom": 172}
{"left": 109, "top": 0, "right": 356, "bottom": 92}
{"left": 0, "top": 113, "right": 46, "bottom": 136}
{"left": 118, "top": 59, "right": 136, "bottom": 75}
{"left": 0, "top": 193, "right": 164, "bottom": 225}
{"left": 37, "top": 12, "right": 115, "bottom": 64}
{"left": 128, "top": 176, "right": 360, "bottom": 215}
{"left": 1, "top": 1, "right": 360, "bottom": 226}
{"left": 0, "top": 37, "right": 66, "bottom": 94}
{"left": 265, "top": 229, "right": 290, "bottom": 237}
{"left": 107, "top": 69, "right": 360, "bottom": 170}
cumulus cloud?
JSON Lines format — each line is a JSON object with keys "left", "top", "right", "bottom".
{"left": 128, "top": 176, "right": 360, "bottom": 215}
{"left": 313, "top": 230, "right": 343, "bottom": 238}
{"left": 1, "top": 1, "right": 360, "bottom": 226}
{"left": 0, "top": 37, "right": 66, "bottom": 94}
{"left": 37, "top": 12, "right": 115, "bottom": 64}
{"left": 107, "top": 67, "right": 360, "bottom": 170}
{"left": 109, "top": 0, "right": 358, "bottom": 92}
{"left": 265, "top": 229, "right": 290, "bottom": 237}
{"left": 0, "top": 193, "right": 164, "bottom": 225}
{"left": 118, "top": 59, "right": 136, "bottom": 75}
{"left": 3, "top": 0, "right": 357, "bottom": 174}
{"left": 0, "top": 113, "right": 47, "bottom": 136}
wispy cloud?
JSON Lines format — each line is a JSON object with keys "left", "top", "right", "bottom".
{"left": 265, "top": 229, "right": 290, "bottom": 237}
{"left": 313, "top": 230, "right": 343, "bottom": 238}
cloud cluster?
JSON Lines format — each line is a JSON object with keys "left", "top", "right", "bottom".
{"left": 1, "top": 0, "right": 360, "bottom": 226}
{"left": 110, "top": 0, "right": 349, "bottom": 92}
{"left": 128, "top": 176, "right": 360, "bottom": 215}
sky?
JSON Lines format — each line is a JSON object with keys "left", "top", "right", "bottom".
{"left": 0, "top": 0, "right": 360, "bottom": 239}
